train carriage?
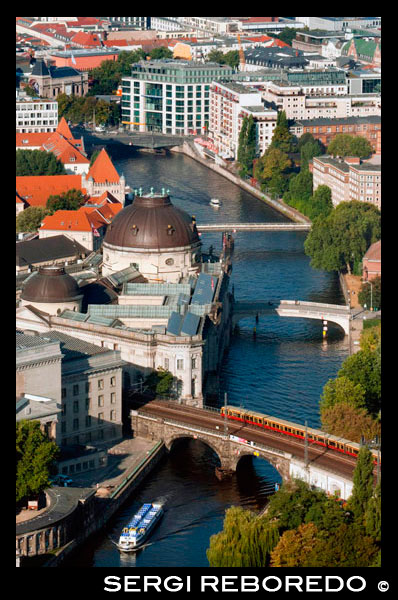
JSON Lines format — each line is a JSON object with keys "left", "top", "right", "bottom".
{"left": 220, "top": 405, "right": 379, "bottom": 464}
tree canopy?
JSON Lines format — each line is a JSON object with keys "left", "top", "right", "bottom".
{"left": 304, "top": 201, "right": 381, "bottom": 274}
{"left": 46, "top": 188, "right": 86, "bottom": 214}
{"left": 16, "top": 206, "right": 49, "bottom": 233}
{"left": 16, "top": 420, "right": 59, "bottom": 504}
{"left": 270, "top": 110, "right": 295, "bottom": 154}
{"left": 327, "top": 134, "right": 374, "bottom": 158}
{"left": 16, "top": 149, "right": 66, "bottom": 176}
{"left": 358, "top": 276, "right": 381, "bottom": 310}
{"left": 237, "top": 115, "right": 256, "bottom": 177}
{"left": 254, "top": 146, "right": 291, "bottom": 192}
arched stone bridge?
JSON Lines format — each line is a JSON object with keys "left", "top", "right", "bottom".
{"left": 132, "top": 410, "right": 292, "bottom": 479}
{"left": 233, "top": 299, "right": 351, "bottom": 335}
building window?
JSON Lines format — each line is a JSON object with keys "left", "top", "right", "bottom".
{"left": 177, "top": 359, "right": 184, "bottom": 370}
{"left": 98, "top": 379, "right": 104, "bottom": 390}
{"left": 110, "top": 410, "right": 116, "bottom": 421}
{"left": 73, "top": 400, "right": 79, "bottom": 413}
{"left": 164, "top": 358, "right": 169, "bottom": 370}
{"left": 73, "top": 384, "right": 79, "bottom": 396}
{"left": 110, "top": 376, "right": 116, "bottom": 387}
{"left": 98, "top": 413, "right": 104, "bottom": 423}
{"left": 191, "top": 356, "right": 197, "bottom": 369}
{"left": 98, "top": 395, "right": 104, "bottom": 407}
{"left": 85, "top": 415, "right": 91, "bottom": 428}
{"left": 62, "top": 388, "right": 66, "bottom": 399}
{"left": 110, "top": 392, "right": 116, "bottom": 404}
{"left": 73, "top": 418, "right": 79, "bottom": 431}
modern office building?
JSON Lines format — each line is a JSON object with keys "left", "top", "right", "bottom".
{"left": 121, "top": 59, "right": 234, "bottom": 134}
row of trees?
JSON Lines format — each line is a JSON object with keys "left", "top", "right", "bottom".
{"left": 320, "top": 321, "right": 381, "bottom": 442}
{"left": 16, "top": 149, "right": 66, "bottom": 177}
{"left": 206, "top": 49, "right": 240, "bottom": 69}
{"left": 207, "top": 446, "right": 381, "bottom": 567}
{"left": 57, "top": 93, "right": 121, "bottom": 127}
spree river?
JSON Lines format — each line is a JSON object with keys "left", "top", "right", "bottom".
{"left": 64, "top": 149, "right": 349, "bottom": 568}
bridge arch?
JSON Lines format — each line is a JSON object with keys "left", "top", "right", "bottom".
{"left": 165, "top": 433, "right": 222, "bottom": 467}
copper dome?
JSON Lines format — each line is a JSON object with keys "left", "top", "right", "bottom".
{"left": 21, "top": 266, "right": 83, "bottom": 303}
{"left": 104, "top": 194, "right": 200, "bottom": 250}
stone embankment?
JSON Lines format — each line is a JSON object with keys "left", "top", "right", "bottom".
{"left": 171, "top": 141, "right": 312, "bottom": 225}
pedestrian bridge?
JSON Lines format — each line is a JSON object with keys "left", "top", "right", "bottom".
{"left": 197, "top": 223, "right": 311, "bottom": 232}
{"left": 233, "top": 300, "right": 351, "bottom": 335}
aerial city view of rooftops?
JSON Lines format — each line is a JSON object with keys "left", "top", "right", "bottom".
{"left": 16, "top": 15, "right": 381, "bottom": 571}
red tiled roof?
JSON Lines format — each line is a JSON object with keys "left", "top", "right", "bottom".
{"left": 16, "top": 132, "right": 52, "bottom": 148}
{"left": 40, "top": 202, "right": 122, "bottom": 232}
{"left": 16, "top": 175, "right": 82, "bottom": 208}
{"left": 71, "top": 31, "right": 102, "bottom": 47}
{"left": 84, "top": 190, "right": 121, "bottom": 205}
{"left": 363, "top": 240, "right": 381, "bottom": 261}
{"left": 103, "top": 39, "right": 129, "bottom": 47}
{"left": 56, "top": 116, "right": 73, "bottom": 139}
{"left": 86, "top": 148, "right": 120, "bottom": 183}
{"left": 42, "top": 132, "right": 90, "bottom": 165}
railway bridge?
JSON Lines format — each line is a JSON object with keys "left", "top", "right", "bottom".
{"left": 233, "top": 299, "right": 351, "bottom": 335}
{"left": 130, "top": 401, "right": 357, "bottom": 499}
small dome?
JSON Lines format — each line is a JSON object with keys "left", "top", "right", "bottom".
{"left": 104, "top": 194, "right": 200, "bottom": 250}
{"left": 21, "top": 266, "right": 83, "bottom": 303}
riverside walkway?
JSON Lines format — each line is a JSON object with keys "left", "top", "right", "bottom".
{"left": 197, "top": 223, "right": 311, "bottom": 232}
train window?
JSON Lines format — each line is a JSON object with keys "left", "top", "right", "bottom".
{"left": 329, "top": 440, "right": 336, "bottom": 447}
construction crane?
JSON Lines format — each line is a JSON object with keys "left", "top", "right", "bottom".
{"left": 237, "top": 33, "right": 246, "bottom": 70}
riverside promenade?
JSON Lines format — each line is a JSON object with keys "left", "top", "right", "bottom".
{"left": 17, "top": 436, "right": 166, "bottom": 566}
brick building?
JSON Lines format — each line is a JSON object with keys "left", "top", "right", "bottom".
{"left": 290, "top": 116, "right": 381, "bottom": 155}
{"left": 362, "top": 240, "right": 381, "bottom": 281}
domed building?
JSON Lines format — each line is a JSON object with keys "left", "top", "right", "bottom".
{"left": 20, "top": 266, "right": 83, "bottom": 315}
{"left": 102, "top": 192, "right": 202, "bottom": 282}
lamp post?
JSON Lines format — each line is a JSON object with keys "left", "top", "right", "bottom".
{"left": 362, "top": 280, "right": 373, "bottom": 312}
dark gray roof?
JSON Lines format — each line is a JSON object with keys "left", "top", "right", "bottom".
{"left": 31, "top": 58, "right": 50, "bottom": 77}
{"left": 49, "top": 66, "right": 82, "bottom": 79}
{"left": 16, "top": 235, "right": 88, "bottom": 267}
{"left": 32, "top": 330, "right": 111, "bottom": 360}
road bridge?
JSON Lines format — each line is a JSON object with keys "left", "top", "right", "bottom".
{"left": 130, "top": 401, "right": 360, "bottom": 499}
{"left": 197, "top": 223, "right": 311, "bottom": 232}
{"left": 80, "top": 129, "right": 188, "bottom": 149}
{"left": 233, "top": 299, "right": 351, "bottom": 335}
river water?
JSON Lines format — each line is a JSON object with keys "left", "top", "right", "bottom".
{"left": 64, "top": 149, "right": 349, "bottom": 568}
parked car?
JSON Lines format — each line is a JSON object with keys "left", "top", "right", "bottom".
{"left": 49, "top": 474, "right": 73, "bottom": 487}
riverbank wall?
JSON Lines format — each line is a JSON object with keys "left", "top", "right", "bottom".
{"left": 42, "top": 439, "right": 167, "bottom": 567}
{"left": 171, "top": 141, "right": 312, "bottom": 226}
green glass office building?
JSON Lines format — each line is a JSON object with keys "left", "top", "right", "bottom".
{"left": 122, "top": 59, "right": 235, "bottom": 134}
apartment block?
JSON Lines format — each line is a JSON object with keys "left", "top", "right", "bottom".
{"left": 209, "top": 80, "right": 277, "bottom": 159}
{"left": 311, "top": 155, "right": 381, "bottom": 210}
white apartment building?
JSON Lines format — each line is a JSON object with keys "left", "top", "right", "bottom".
{"left": 311, "top": 155, "right": 381, "bottom": 210}
{"left": 262, "top": 81, "right": 380, "bottom": 120}
{"left": 209, "top": 81, "right": 277, "bottom": 159}
{"left": 16, "top": 98, "right": 58, "bottom": 133}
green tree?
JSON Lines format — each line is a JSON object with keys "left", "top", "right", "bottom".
{"left": 304, "top": 201, "right": 381, "bottom": 274}
{"left": 16, "top": 206, "right": 49, "bottom": 233}
{"left": 223, "top": 50, "right": 240, "bottom": 68}
{"left": 306, "top": 523, "right": 379, "bottom": 567}
{"left": 365, "top": 481, "right": 381, "bottom": 543}
{"left": 270, "top": 111, "right": 294, "bottom": 153}
{"left": 348, "top": 446, "right": 375, "bottom": 524}
{"left": 16, "top": 420, "right": 59, "bottom": 504}
{"left": 320, "top": 375, "right": 367, "bottom": 412}
{"left": 300, "top": 139, "right": 323, "bottom": 169}
{"left": 254, "top": 146, "right": 291, "bottom": 189}
{"left": 358, "top": 276, "right": 381, "bottom": 310}
{"left": 149, "top": 47, "right": 173, "bottom": 60}
{"left": 145, "top": 367, "right": 174, "bottom": 397}
{"left": 360, "top": 321, "right": 381, "bottom": 352}
{"left": 16, "top": 149, "right": 66, "bottom": 176}
{"left": 46, "top": 189, "right": 86, "bottom": 214}
{"left": 327, "top": 134, "right": 373, "bottom": 158}
{"left": 338, "top": 348, "right": 381, "bottom": 416}
{"left": 320, "top": 402, "right": 381, "bottom": 443}
{"left": 207, "top": 506, "right": 279, "bottom": 567}
{"left": 237, "top": 115, "right": 256, "bottom": 177}
{"left": 308, "top": 185, "right": 333, "bottom": 220}
{"left": 206, "top": 49, "right": 226, "bottom": 64}
{"left": 270, "top": 522, "right": 319, "bottom": 567}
